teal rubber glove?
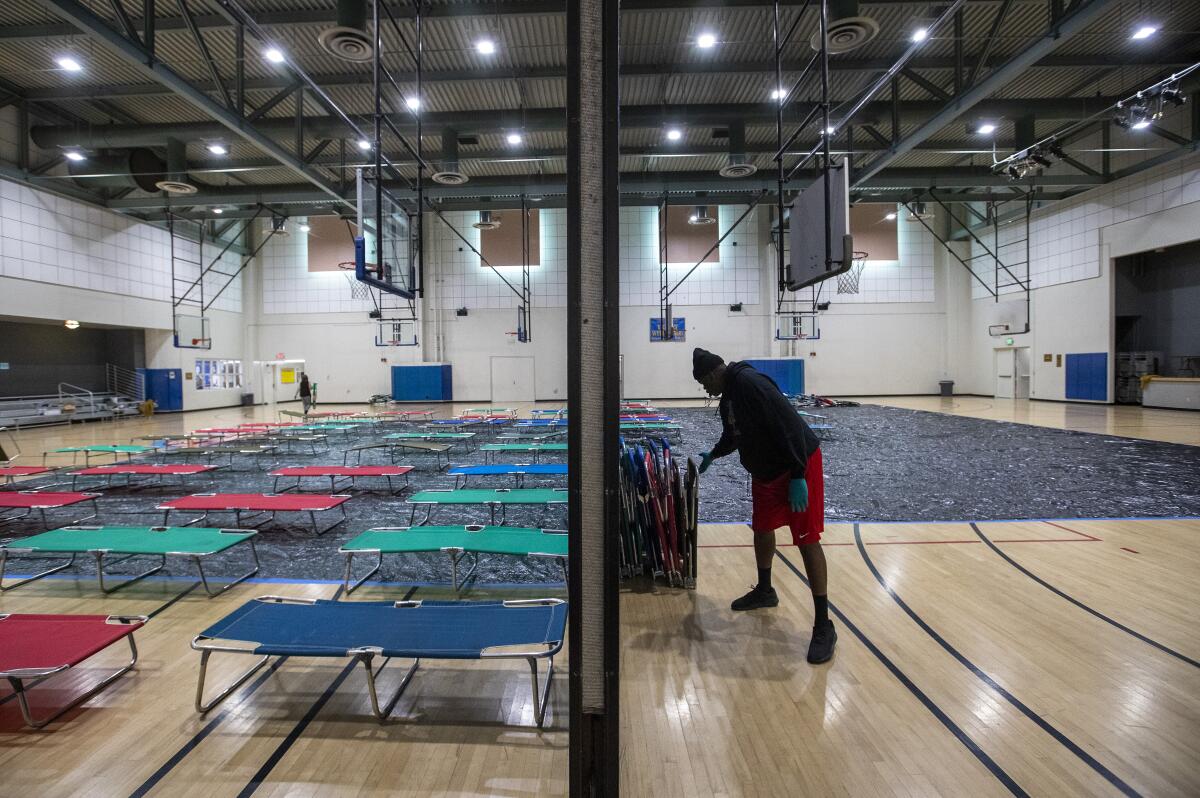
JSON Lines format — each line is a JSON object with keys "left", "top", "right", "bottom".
{"left": 789, "top": 477, "right": 809, "bottom": 513}
{"left": 698, "top": 452, "right": 714, "bottom": 474}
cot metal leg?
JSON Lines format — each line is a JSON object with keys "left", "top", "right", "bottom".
{"left": 9, "top": 633, "right": 140, "bottom": 729}
{"left": 450, "top": 550, "right": 479, "bottom": 594}
{"left": 0, "top": 550, "right": 78, "bottom": 591}
{"left": 528, "top": 655, "right": 555, "bottom": 728}
{"left": 193, "top": 539, "right": 261, "bottom": 597}
{"left": 358, "top": 653, "right": 420, "bottom": 721}
{"left": 342, "top": 549, "right": 384, "bottom": 595}
{"left": 194, "top": 649, "right": 272, "bottom": 713}
{"left": 96, "top": 552, "right": 166, "bottom": 593}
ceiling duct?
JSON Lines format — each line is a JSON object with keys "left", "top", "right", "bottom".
{"left": 473, "top": 210, "right": 501, "bottom": 230}
{"left": 810, "top": 0, "right": 879, "bottom": 54}
{"left": 688, "top": 206, "right": 716, "bottom": 226}
{"left": 432, "top": 128, "right": 469, "bottom": 185}
{"left": 318, "top": 0, "right": 372, "bottom": 62}
{"left": 155, "top": 138, "right": 197, "bottom": 194}
{"left": 718, "top": 120, "right": 757, "bottom": 179}
{"left": 69, "top": 148, "right": 164, "bottom": 193}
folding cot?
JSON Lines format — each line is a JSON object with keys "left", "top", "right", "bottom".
{"left": 131, "top": 434, "right": 203, "bottom": 446}
{"left": 158, "top": 493, "right": 351, "bottom": 536}
{"left": 160, "top": 444, "right": 279, "bottom": 468}
{"left": 498, "top": 429, "right": 566, "bottom": 441}
{"left": 407, "top": 488, "right": 568, "bottom": 525}
{"left": 378, "top": 409, "right": 435, "bottom": 422}
{"left": 514, "top": 419, "right": 568, "bottom": 428}
{"left": 447, "top": 463, "right": 568, "bottom": 488}
{"left": 45, "top": 445, "right": 156, "bottom": 467}
{"left": 0, "top": 613, "right": 146, "bottom": 728}
{"left": 464, "top": 408, "right": 518, "bottom": 418}
{"left": 191, "top": 596, "right": 566, "bottom": 726}
{"left": 340, "top": 525, "right": 568, "bottom": 594}
{"left": 0, "top": 526, "right": 258, "bottom": 595}
{"left": 529, "top": 408, "right": 565, "bottom": 417}
{"left": 0, "top": 466, "right": 55, "bottom": 487}
{"left": 424, "top": 418, "right": 485, "bottom": 432}
{"left": 270, "top": 465, "right": 414, "bottom": 494}
{"left": 344, "top": 440, "right": 452, "bottom": 469}
{"left": 288, "top": 423, "right": 355, "bottom": 436}
{"left": 0, "top": 492, "right": 99, "bottom": 529}
{"left": 272, "top": 434, "right": 329, "bottom": 455}
{"left": 192, "top": 427, "right": 259, "bottom": 440}
{"left": 481, "top": 443, "right": 568, "bottom": 464}
{"left": 385, "top": 432, "right": 477, "bottom": 453}
{"left": 69, "top": 464, "right": 218, "bottom": 491}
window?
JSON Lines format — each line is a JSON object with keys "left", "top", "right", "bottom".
{"left": 659, "top": 205, "right": 719, "bottom": 265}
{"left": 195, "top": 359, "right": 243, "bottom": 390}
{"left": 479, "top": 209, "right": 540, "bottom": 267}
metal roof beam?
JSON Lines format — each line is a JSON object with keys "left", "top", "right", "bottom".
{"left": 35, "top": 0, "right": 352, "bottom": 211}
{"left": 852, "top": 0, "right": 1121, "bottom": 186}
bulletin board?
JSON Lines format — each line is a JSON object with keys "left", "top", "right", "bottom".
{"left": 281, "top": 367, "right": 296, "bottom": 385}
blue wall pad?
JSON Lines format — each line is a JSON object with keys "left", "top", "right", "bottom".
{"left": 744, "top": 358, "right": 804, "bottom": 396}
{"left": 392, "top": 364, "right": 453, "bottom": 401}
{"left": 1065, "top": 353, "right": 1107, "bottom": 401}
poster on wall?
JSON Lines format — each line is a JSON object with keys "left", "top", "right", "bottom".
{"left": 280, "top": 367, "right": 296, "bottom": 384}
{"left": 649, "top": 317, "right": 686, "bottom": 342}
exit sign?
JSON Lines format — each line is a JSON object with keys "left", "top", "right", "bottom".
{"left": 276, "top": 353, "right": 285, "bottom": 359}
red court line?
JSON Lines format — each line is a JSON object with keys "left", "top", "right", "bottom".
{"left": 1040, "top": 520, "right": 1103, "bottom": 541}
{"left": 1120, "top": 547, "right": 1140, "bottom": 554}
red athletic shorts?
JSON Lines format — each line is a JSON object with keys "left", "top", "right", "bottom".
{"left": 750, "top": 447, "right": 823, "bottom": 545}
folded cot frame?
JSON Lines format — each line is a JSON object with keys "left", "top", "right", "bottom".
{"left": 190, "top": 596, "right": 564, "bottom": 728}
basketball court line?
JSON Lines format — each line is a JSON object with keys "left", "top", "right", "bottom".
{"left": 699, "top": 519, "right": 1105, "bottom": 548}
{"left": 853, "top": 524, "right": 1141, "bottom": 798}
{"left": 969, "top": 523, "right": 1200, "bottom": 669}
{"left": 772, "top": 549, "right": 1029, "bottom": 798}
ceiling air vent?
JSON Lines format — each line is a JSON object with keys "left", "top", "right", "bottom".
{"left": 810, "top": 0, "right": 879, "bottom": 54}
{"left": 318, "top": 0, "right": 372, "bottom": 62}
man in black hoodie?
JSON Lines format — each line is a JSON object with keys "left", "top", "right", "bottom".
{"left": 693, "top": 347, "right": 836, "bottom": 664}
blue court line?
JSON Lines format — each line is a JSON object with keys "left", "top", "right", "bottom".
{"left": 969, "top": 523, "right": 1200, "bottom": 669}
{"left": 724, "top": 516, "right": 1200, "bottom": 527}
{"left": 773, "top": 550, "right": 1028, "bottom": 797}
{"left": 854, "top": 524, "right": 1141, "bottom": 797}
{"left": 234, "top": 584, "right": 412, "bottom": 798}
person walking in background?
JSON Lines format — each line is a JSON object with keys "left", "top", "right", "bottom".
{"left": 297, "top": 372, "right": 313, "bottom": 415}
{"left": 692, "top": 347, "right": 836, "bottom": 664}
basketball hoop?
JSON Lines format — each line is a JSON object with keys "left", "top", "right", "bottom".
{"left": 337, "top": 261, "right": 357, "bottom": 270}
{"left": 344, "top": 272, "right": 371, "bottom": 301}
{"left": 836, "top": 250, "right": 868, "bottom": 294}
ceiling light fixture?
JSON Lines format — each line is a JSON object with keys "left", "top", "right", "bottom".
{"left": 1130, "top": 118, "right": 1152, "bottom": 130}
{"left": 64, "top": 319, "right": 80, "bottom": 330}
{"left": 666, "top": 128, "right": 682, "bottom": 141}
{"left": 298, "top": 223, "right": 311, "bottom": 232}
{"left": 406, "top": 96, "right": 420, "bottom": 111}
{"left": 357, "top": 138, "right": 371, "bottom": 150}
{"left": 884, "top": 212, "right": 897, "bottom": 221}
{"left": 56, "top": 56, "right": 82, "bottom": 72}
{"left": 64, "top": 151, "right": 85, "bottom": 161}
{"left": 475, "top": 38, "right": 496, "bottom": 55}
{"left": 264, "top": 47, "right": 285, "bottom": 64}
{"left": 697, "top": 32, "right": 717, "bottom": 49}
{"left": 213, "top": 207, "right": 223, "bottom": 214}
{"left": 771, "top": 88, "right": 785, "bottom": 101}
{"left": 207, "top": 143, "right": 228, "bottom": 155}
{"left": 507, "top": 132, "right": 523, "bottom": 145}
{"left": 911, "top": 27, "right": 928, "bottom": 43}
{"left": 1130, "top": 25, "right": 1157, "bottom": 40}
{"left": 976, "top": 122, "right": 996, "bottom": 135}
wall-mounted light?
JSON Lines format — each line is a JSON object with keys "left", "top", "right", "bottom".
{"left": 64, "top": 319, "right": 80, "bottom": 329}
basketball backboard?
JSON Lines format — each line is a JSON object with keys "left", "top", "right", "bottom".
{"left": 174, "top": 314, "right": 211, "bottom": 349}
{"left": 775, "top": 312, "right": 821, "bottom": 341}
{"left": 787, "top": 160, "right": 853, "bottom": 291}
{"left": 355, "top": 168, "right": 416, "bottom": 299}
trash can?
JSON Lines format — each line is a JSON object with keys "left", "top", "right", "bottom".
{"left": 939, "top": 380, "right": 954, "bottom": 397}
{"left": 241, "top": 393, "right": 255, "bottom": 406}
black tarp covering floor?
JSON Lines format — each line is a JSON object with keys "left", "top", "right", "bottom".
{"left": 2, "top": 404, "right": 1197, "bottom": 586}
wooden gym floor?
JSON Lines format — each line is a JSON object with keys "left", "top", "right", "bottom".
{"left": 2, "top": 401, "right": 1197, "bottom": 796}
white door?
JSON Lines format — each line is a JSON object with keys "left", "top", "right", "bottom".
{"left": 491, "top": 357, "right": 536, "bottom": 403}
{"left": 1013, "top": 347, "right": 1031, "bottom": 399}
{"left": 995, "top": 349, "right": 1015, "bottom": 398}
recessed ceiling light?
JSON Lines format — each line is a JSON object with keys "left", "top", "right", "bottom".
{"left": 885, "top": 212, "right": 897, "bottom": 220}
{"left": 56, "top": 56, "right": 82, "bottom": 72}
{"left": 506, "top": 132, "right": 523, "bottom": 145}
{"left": 697, "top": 32, "right": 717, "bottom": 49}
{"left": 299, "top": 223, "right": 311, "bottom": 232}
{"left": 64, "top": 151, "right": 85, "bottom": 161}
{"left": 1130, "top": 118, "right": 1152, "bottom": 130}
{"left": 406, "top": 96, "right": 420, "bottom": 111}
{"left": 976, "top": 123, "right": 996, "bottom": 135}
{"left": 207, "top": 143, "right": 228, "bottom": 155}
{"left": 1130, "top": 25, "right": 1157, "bottom": 40}
{"left": 357, "top": 139, "right": 371, "bottom": 151}
{"left": 911, "top": 28, "right": 928, "bottom": 43}
{"left": 666, "top": 128, "right": 682, "bottom": 141}
{"left": 475, "top": 38, "right": 496, "bottom": 55}
{"left": 264, "top": 47, "right": 285, "bottom": 64}
{"left": 213, "top": 207, "right": 223, "bottom": 214}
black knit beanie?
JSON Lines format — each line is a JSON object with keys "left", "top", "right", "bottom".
{"left": 692, "top": 348, "right": 724, "bottom": 381}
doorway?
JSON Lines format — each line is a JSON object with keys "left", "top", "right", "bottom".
{"left": 994, "top": 347, "right": 1032, "bottom": 399}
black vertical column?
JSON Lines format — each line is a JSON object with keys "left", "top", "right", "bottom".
{"left": 567, "top": 0, "right": 621, "bottom": 793}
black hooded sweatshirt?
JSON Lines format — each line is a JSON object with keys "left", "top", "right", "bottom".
{"left": 710, "top": 361, "right": 819, "bottom": 481}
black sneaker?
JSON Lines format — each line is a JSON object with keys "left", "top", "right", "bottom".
{"left": 731, "top": 585, "right": 779, "bottom": 611}
{"left": 807, "top": 619, "right": 837, "bottom": 663}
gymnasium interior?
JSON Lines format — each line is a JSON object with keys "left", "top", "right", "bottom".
{"left": 1, "top": 0, "right": 1198, "bottom": 795}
